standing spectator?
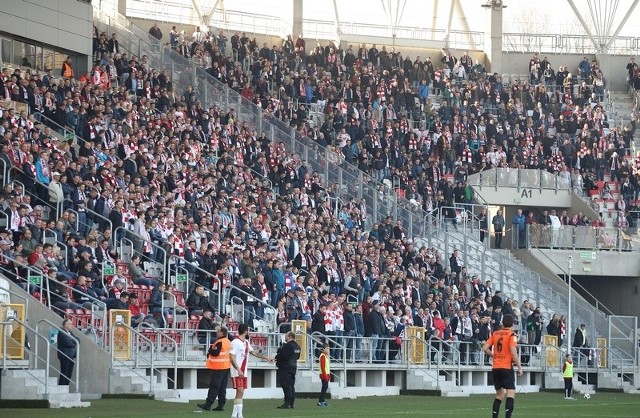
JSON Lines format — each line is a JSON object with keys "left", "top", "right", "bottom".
{"left": 148, "top": 22, "right": 163, "bottom": 41}
{"left": 479, "top": 208, "right": 489, "bottom": 243}
{"left": 61, "top": 56, "right": 74, "bottom": 79}
{"left": 107, "top": 34, "right": 120, "bottom": 54}
{"left": 492, "top": 209, "right": 505, "bottom": 249}
{"left": 57, "top": 318, "right": 77, "bottom": 386}
{"left": 511, "top": 209, "right": 525, "bottom": 249}
{"left": 198, "top": 326, "right": 233, "bottom": 411}
{"left": 572, "top": 323, "right": 588, "bottom": 364}
{"left": 275, "top": 331, "right": 301, "bottom": 409}
{"left": 169, "top": 26, "right": 179, "bottom": 48}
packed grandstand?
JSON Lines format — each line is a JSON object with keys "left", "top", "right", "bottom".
{"left": 0, "top": 3, "right": 636, "bottom": 389}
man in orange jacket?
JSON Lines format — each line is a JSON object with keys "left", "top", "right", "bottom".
{"left": 198, "top": 327, "right": 239, "bottom": 411}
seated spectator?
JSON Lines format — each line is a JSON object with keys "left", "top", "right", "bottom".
{"left": 127, "top": 255, "right": 159, "bottom": 287}
{"left": 149, "top": 281, "right": 171, "bottom": 325}
{"left": 111, "top": 291, "right": 130, "bottom": 310}
{"left": 73, "top": 275, "right": 100, "bottom": 309}
{"left": 128, "top": 293, "right": 145, "bottom": 327}
{"left": 45, "top": 269, "right": 82, "bottom": 315}
{"left": 186, "top": 284, "right": 216, "bottom": 315}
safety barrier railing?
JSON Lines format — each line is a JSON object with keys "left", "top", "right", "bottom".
{"left": 503, "top": 32, "right": 639, "bottom": 55}
{"left": 10, "top": 176, "right": 61, "bottom": 222}
{"left": 114, "top": 226, "right": 167, "bottom": 276}
{"left": 469, "top": 168, "right": 571, "bottom": 192}
{"left": 0, "top": 253, "right": 48, "bottom": 305}
{"left": 34, "top": 318, "right": 81, "bottom": 392}
{"left": 1, "top": 318, "right": 79, "bottom": 393}
{"left": 527, "top": 223, "right": 640, "bottom": 253}
{"left": 309, "top": 331, "right": 347, "bottom": 388}
{"left": 110, "top": 320, "right": 156, "bottom": 394}
{"left": 169, "top": 255, "right": 276, "bottom": 330}
{"left": 136, "top": 323, "right": 179, "bottom": 390}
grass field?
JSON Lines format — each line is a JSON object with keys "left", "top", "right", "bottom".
{"left": 2, "top": 393, "right": 640, "bottom": 418}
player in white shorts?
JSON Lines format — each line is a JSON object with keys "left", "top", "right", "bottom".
{"left": 230, "top": 323, "right": 273, "bottom": 418}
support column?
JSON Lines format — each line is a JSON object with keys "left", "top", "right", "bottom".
{"left": 182, "top": 369, "right": 198, "bottom": 389}
{"left": 292, "top": 0, "right": 303, "bottom": 37}
{"left": 485, "top": 3, "right": 503, "bottom": 75}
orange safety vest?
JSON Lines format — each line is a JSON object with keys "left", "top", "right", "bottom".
{"left": 206, "top": 338, "right": 231, "bottom": 370}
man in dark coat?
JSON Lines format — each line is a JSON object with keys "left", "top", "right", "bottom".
{"left": 57, "top": 318, "right": 77, "bottom": 385}
{"left": 275, "top": 331, "right": 301, "bottom": 409}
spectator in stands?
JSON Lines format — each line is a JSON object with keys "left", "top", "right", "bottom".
{"left": 512, "top": 209, "right": 525, "bottom": 249}
{"left": 197, "top": 309, "right": 217, "bottom": 345}
{"left": 148, "top": 22, "right": 163, "bottom": 41}
{"left": 45, "top": 268, "right": 82, "bottom": 315}
{"left": 128, "top": 293, "right": 145, "bottom": 327}
{"left": 111, "top": 290, "right": 130, "bottom": 310}
{"left": 149, "top": 281, "right": 171, "bottom": 325}
{"left": 187, "top": 284, "right": 216, "bottom": 315}
{"left": 127, "top": 254, "right": 158, "bottom": 287}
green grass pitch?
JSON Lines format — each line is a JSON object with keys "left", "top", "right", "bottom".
{"left": 2, "top": 393, "right": 640, "bottom": 417}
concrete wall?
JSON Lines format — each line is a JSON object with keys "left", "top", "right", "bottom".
{"left": 475, "top": 186, "right": 573, "bottom": 208}
{"left": 575, "top": 275, "right": 640, "bottom": 319}
{"left": 515, "top": 248, "right": 640, "bottom": 317}
{"left": 5, "top": 278, "right": 110, "bottom": 395}
{"left": 522, "top": 248, "right": 640, "bottom": 277}
{"left": 0, "top": 0, "right": 93, "bottom": 57}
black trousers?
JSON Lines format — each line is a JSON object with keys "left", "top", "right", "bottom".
{"left": 206, "top": 369, "right": 229, "bottom": 406}
{"left": 278, "top": 369, "right": 297, "bottom": 407}
{"left": 319, "top": 379, "right": 328, "bottom": 403}
{"left": 564, "top": 377, "right": 573, "bottom": 398}
{"left": 58, "top": 356, "right": 75, "bottom": 385}
{"left": 495, "top": 230, "right": 503, "bottom": 248}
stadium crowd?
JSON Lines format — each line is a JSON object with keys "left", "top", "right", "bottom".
{"left": 0, "top": 24, "right": 611, "bottom": 364}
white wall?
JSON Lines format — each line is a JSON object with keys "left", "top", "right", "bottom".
{"left": 0, "top": 0, "right": 93, "bottom": 56}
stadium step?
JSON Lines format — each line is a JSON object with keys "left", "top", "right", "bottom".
{"left": 0, "top": 369, "right": 90, "bottom": 408}
{"left": 153, "top": 389, "right": 187, "bottom": 403}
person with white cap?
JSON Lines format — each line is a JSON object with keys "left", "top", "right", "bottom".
{"left": 48, "top": 171, "right": 64, "bottom": 219}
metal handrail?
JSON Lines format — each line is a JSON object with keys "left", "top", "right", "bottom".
{"left": 51, "top": 278, "right": 109, "bottom": 348}
{"left": 110, "top": 320, "right": 155, "bottom": 395}
{"left": 10, "top": 169, "right": 62, "bottom": 218}
{"left": 169, "top": 255, "right": 275, "bottom": 327}
{"left": 63, "top": 198, "right": 113, "bottom": 235}
{"left": 0, "top": 253, "right": 47, "bottom": 305}
{"left": 230, "top": 296, "right": 245, "bottom": 324}
{"left": 309, "top": 331, "right": 347, "bottom": 388}
{"left": 36, "top": 113, "right": 85, "bottom": 152}
{"left": 533, "top": 248, "right": 615, "bottom": 317}
{"left": 1, "top": 318, "right": 78, "bottom": 394}
{"left": 114, "top": 226, "right": 167, "bottom": 273}
{"left": 0, "top": 158, "right": 8, "bottom": 187}
{"left": 2, "top": 287, "right": 30, "bottom": 315}
{"left": 34, "top": 318, "right": 81, "bottom": 392}
{"left": 137, "top": 323, "right": 179, "bottom": 394}
{"left": 429, "top": 226, "right": 608, "bottom": 339}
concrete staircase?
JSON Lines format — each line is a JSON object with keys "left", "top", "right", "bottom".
{"left": 406, "top": 368, "right": 468, "bottom": 397}
{"left": 109, "top": 368, "right": 185, "bottom": 403}
{"left": 0, "top": 369, "right": 90, "bottom": 408}
{"left": 544, "top": 371, "right": 596, "bottom": 395}
{"left": 598, "top": 370, "right": 639, "bottom": 393}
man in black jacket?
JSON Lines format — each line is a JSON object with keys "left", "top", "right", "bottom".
{"left": 275, "top": 331, "right": 301, "bottom": 409}
{"left": 186, "top": 284, "right": 216, "bottom": 315}
{"left": 57, "top": 319, "right": 77, "bottom": 385}
{"left": 343, "top": 302, "right": 357, "bottom": 362}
